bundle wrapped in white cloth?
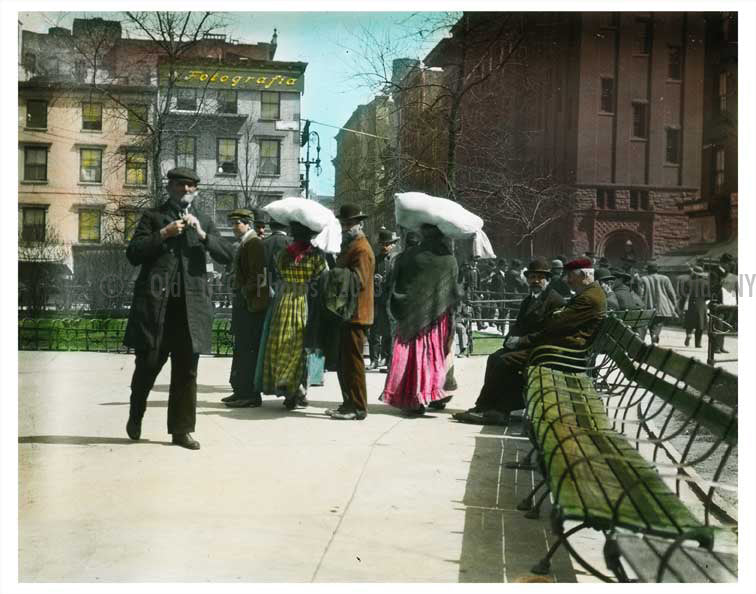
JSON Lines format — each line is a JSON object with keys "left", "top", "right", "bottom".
{"left": 394, "top": 191, "right": 496, "bottom": 259}
{"left": 263, "top": 197, "right": 342, "bottom": 254}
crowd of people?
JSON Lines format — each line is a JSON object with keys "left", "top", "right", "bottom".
{"left": 121, "top": 167, "right": 737, "bottom": 449}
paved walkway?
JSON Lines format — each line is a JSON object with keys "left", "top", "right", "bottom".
{"left": 17, "top": 325, "right": 736, "bottom": 583}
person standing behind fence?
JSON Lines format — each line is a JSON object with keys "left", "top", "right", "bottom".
{"left": 680, "top": 265, "right": 710, "bottom": 348}
{"left": 382, "top": 224, "right": 463, "bottom": 415}
{"left": 223, "top": 209, "right": 270, "bottom": 408}
{"left": 123, "top": 167, "right": 233, "bottom": 450}
{"left": 548, "top": 259, "right": 573, "bottom": 299}
{"left": 638, "top": 262, "right": 679, "bottom": 344}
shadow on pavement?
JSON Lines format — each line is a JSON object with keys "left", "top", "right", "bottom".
{"left": 454, "top": 423, "right": 576, "bottom": 583}
{"left": 18, "top": 435, "right": 172, "bottom": 446}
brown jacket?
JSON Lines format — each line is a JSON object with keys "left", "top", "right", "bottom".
{"left": 336, "top": 233, "right": 375, "bottom": 325}
{"left": 237, "top": 232, "right": 270, "bottom": 312}
{"left": 522, "top": 282, "right": 607, "bottom": 350}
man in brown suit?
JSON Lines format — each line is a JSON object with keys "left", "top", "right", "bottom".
{"left": 329, "top": 204, "right": 375, "bottom": 420}
{"left": 454, "top": 258, "right": 607, "bottom": 425}
{"left": 223, "top": 209, "right": 271, "bottom": 408}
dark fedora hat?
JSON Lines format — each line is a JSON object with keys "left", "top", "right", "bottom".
{"left": 525, "top": 257, "right": 551, "bottom": 275}
{"left": 377, "top": 227, "right": 399, "bottom": 244}
{"left": 336, "top": 203, "right": 368, "bottom": 221}
{"left": 166, "top": 166, "right": 200, "bottom": 184}
{"left": 252, "top": 208, "right": 269, "bottom": 224}
{"left": 646, "top": 262, "right": 659, "bottom": 273}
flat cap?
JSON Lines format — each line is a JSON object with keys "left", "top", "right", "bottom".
{"left": 228, "top": 208, "right": 253, "bottom": 221}
{"left": 595, "top": 267, "right": 615, "bottom": 282}
{"left": 166, "top": 167, "right": 200, "bottom": 184}
{"left": 564, "top": 257, "right": 593, "bottom": 271}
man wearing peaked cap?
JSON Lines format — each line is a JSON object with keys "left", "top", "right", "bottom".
{"left": 223, "top": 207, "right": 270, "bottom": 408}
{"left": 123, "top": 164, "right": 233, "bottom": 450}
{"left": 549, "top": 258, "right": 572, "bottom": 299}
{"left": 611, "top": 268, "right": 644, "bottom": 311}
{"left": 453, "top": 256, "right": 606, "bottom": 426}
{"left": 595, "top": 267, "right": 619, "bottom": 311}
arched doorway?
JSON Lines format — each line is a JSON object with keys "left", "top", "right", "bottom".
{"left": 599, "top": 230, "right": 649, "bottom": 267}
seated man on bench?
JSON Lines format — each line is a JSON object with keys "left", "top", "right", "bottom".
{"left": 453, "top": 258, "right": 607, "bottom": 426}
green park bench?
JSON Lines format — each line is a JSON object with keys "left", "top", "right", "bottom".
{"left": 513, "top": 316, "right": 737, "bottom": 582}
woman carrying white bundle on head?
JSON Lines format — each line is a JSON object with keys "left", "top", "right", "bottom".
{"left": 382, "top": 222, "right": 465, "bottom": 415}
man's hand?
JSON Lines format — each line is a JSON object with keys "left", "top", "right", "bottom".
{"left": 182, "top": 213, "right": 207, "bottom": 241}
{"left": 505, "top": 336, "right": 520, "bottom": 349}
{"left": 161, "top": 219, "right": 186, "bottom": 239}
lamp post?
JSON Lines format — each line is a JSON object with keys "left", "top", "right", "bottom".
{"left": 299, "top": 121, "right": 321, "bottom": 199}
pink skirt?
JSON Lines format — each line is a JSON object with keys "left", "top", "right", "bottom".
{"left": 382, "top": 311, "right": 452, "bottom": 410}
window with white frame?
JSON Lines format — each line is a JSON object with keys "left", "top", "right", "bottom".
{"left": 125, "top": 150, "right": 147, "bottom": 186}
{"left": 20, "top": 207, "right": 46, "bottom": 242}
{"left": 217, "top": 138, "right": 238, "bottom": 174}
{"left": 176, "top": 136, "right": 196, "bottom": 170}
{"left": 82, "top": 102, "right": 102, "bottom": 131}
{"left": 261, "top": 91, "right": 280, "bottom": 120}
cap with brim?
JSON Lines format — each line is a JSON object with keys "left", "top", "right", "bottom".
{"left": 252, "top": 208, "right": 269, "bottom": 224}
{"left": 336, "top": 203, "right": 368, "bottom": 221}
{"left": 167, "top": 167, "right": 200, "bottom": 184}
{"left": 550, "top": 259, "right": 564, "bottom": 269}
{"left": 228, "top": 208, "right": 253, "bottom": 221}
{"left": 692, "top": 265, "right": 706, "bottom": 275}
{"left": 595, "top": 267, "right": 615, "bottom": 282}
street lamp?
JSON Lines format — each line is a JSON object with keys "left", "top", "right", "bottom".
{"left": 299, "top": 120, "right": 321, "bottom": 199}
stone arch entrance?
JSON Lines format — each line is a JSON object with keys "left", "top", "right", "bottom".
{"left": 599, "top": 230, "right": 649, "bottom": 266}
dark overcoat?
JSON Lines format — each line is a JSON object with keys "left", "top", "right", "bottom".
{"left": 123, "top": 201, "right": 233, "bottom": 353}
{"left": 613, "top": 281, "right": 644, "bottom": 310}
{"left": 508, "top": 285, "right": 565, "bottom": 338}
{"left": 681, "top": 275, "right": 710, "bottom": 331}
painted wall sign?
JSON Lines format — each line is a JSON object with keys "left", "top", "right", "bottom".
{"left": 162, "top": 66, "right": 305, "bottom": 92}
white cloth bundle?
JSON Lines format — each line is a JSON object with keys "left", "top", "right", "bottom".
{"left": 395, "top": 191, "right": 496, "bottom": 259}
{"left": 264, "top": 197, "right": 342, "bottom": 254}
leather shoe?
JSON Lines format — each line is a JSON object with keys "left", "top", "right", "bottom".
{"left": 330, "top": 410, "right": 367, "bottom": 420}
{"left": 225, "top": 398, "right": 262, "bottom": 408}
{"left": 684, "top": 336, "right": 691, "bottom": 347}
{"left": 126, "top": 416, "right": 142, "bottom": 440}
{"left": 221, "top": 394, "right": 241, "bottom": 403}
{"left": 325, "top": 406, "right": 348, "bottom": 416}
{"left": 172, "top": 433, "right": 200, "bottom": 450}
{"left": 294, "top": 395, "right": 309, "bottom": 409}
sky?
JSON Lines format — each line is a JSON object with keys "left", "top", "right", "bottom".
{"left": 17, "top": 10, "right": 451, "bottom": 197}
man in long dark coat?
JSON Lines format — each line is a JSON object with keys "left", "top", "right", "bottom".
{"left": 263, "top": 218, "right": 291, "bottom": 292}
{"left": 223, "top": 209, "right": 270, "bottom": 408}
{"left": 680, "top": 265, "right": 710, "bottom": 348}
{"left": 454, "top": 258, "right": 606, "bottom": 425}
{"left": 123, "top": 167, "right": 233, "bottom": 450}
{"left": 368, "top": 227, "right": 399, "bottom": 370}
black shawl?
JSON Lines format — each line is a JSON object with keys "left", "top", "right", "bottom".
{"left": 390, "top": 237, "right": 463, "bottom": 342}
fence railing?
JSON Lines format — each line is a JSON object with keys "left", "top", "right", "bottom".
{"left": 707, "top": 304, "right": 738, "bottom": 366}
{"left": 18, "top": 317, "right": 235, "bottom": 357}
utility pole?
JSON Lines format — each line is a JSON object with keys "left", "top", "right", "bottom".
{"left": 299, "top": 119, "right": 321, "bottom": 199}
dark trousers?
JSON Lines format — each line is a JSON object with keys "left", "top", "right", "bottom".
{"left": 229, "top": 300, "right": 266, "bottom": 399}
{"left": 368, "top": 306, "right": 391, "bottom": 363}
{"left": 129, "top": 297, "right": 199, "bottom": 434}
{"left": 474, "top": 347, "right": 531, "bottom": 414}
{"left": 337, "top": 324, "right": 368, "bottom": 413}
{"left": 686, "top": 329, "right": 704, "bottom": 348}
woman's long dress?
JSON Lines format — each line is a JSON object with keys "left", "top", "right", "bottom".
{"left": 258, "top": 249, "right": 327, "bottom": 396}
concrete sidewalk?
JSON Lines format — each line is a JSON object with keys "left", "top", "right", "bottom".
{"left": 17, "top": 325, "right": 736, "bottom": 583}
{"left": 18, "top": 350, "right": 581, "bottom": 583}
